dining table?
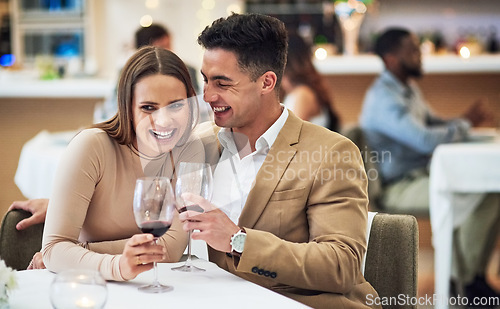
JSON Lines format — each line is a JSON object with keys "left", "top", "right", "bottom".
{"left": 8, "top": 259, "right": 309, "bottom": 308}
{"left": 14, "top": 130, "right": 77, "bottom": 200}
{"left": 429, "top": 128, "right": 500, "bottom": 309}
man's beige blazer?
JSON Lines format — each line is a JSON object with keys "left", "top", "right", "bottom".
{"left": 196, "top": 111, "right": 381, "bottom": 308}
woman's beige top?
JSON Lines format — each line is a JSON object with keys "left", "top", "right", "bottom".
{"left": 42, "top": 128, "right": 204, "bottom": 281}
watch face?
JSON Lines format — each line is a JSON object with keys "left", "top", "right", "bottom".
{"left": 234, "top": 235, "right": 244, "bottom": 246}
{"left": 232, "top": 233, "right": 246, "bottom": 253}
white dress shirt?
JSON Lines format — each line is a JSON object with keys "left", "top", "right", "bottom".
{"left": 211, "top": 106, "right": 289, "bottom": 224}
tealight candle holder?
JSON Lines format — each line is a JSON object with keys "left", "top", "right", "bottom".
{"left": 50, "top": 269, "right": 107, "bottom": 309}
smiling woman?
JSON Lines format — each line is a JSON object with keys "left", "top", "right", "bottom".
{"left": 133, "top": 74, "right": 194, "bottom": 158}
{"left": 39, "top": 46, "right": 205, "bottom": 281}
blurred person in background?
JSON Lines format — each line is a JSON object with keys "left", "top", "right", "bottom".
{"left": 281, "top": 32, "right": 340, "bottom": 132}
{"left": 95, "top": 23, "right": 201, "bottom": 122}
{"left": 360, "top": 27, "right": 500, "bottom": 304}
{"left": 135, "top": 23, "right": 199, "bottom": 93}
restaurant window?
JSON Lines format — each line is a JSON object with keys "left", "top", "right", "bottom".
{"left": 9, "top": 0, "right": 94, "bottom": 75}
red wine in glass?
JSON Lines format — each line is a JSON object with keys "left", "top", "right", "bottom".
{"left": 140, "top": 221, "right": 172, "bottom": 238}
{"left": 178, "top": 204, "right": 204, "bottom": 214}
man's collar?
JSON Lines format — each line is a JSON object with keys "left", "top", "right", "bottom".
{"left": 381, "top": 70, "right": 412, "bottom": 97}
{"left": 256, "top": 105, "right": 288, "bottom": 152}
{"left": 218, "top": 106, "right": 289, "bottom": 154}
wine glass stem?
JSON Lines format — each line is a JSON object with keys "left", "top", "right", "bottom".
{"left": 152, "top": 239, "right": 160, "bottom": 286}
{"left": 186, "top": 230, "right": 193, "bottom": 265}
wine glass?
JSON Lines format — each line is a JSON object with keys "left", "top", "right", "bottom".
{"left": 172, "top": 162, "right": 213, "bottom": 272}
{"left": 133, "top": 176, "right": 176, "bottom": 293}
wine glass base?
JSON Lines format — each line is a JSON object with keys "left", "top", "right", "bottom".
{"left": 138, "top": 284, "right": 173, "bottom": 293}
{"left": 171, "top": 264, "right": 205, "bottom": 272}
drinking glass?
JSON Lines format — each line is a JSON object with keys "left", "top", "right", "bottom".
{"left": 172, "top": 162, "right": 213, "bottom": 272}
{"left": 133, "top": 176, "right": 176, "bottom": 292}
{"left": 50, "top": 269, "right": 107, "bottom": 309}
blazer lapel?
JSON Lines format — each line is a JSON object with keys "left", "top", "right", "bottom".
{"left": 238, "top": 112, "right": 302, "bottom": 228}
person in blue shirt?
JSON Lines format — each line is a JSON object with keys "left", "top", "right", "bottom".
{"left": 360, "top": 27, "right": 500, "bottom": 303}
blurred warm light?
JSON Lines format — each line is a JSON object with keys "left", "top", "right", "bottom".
{"left": 140, "top": 15, "right": 153, "bottom": 27}
{"left": 459, "top": 46, "right": 471, "bottom": 59}
{"left": 227, "top": 4, "right": 242, "bottom": 14}
{"left": 315, "top": 48, "right": 328, "bottom": 60}
{"left": 458, "top": 41, "right": 481, "bottom": 58}
{"left": 145, "top": 0, "right": 159, "bottom": 9}
{"left": 202, "top": 0, "right": 215, "bottom": 10}
{"left": 196, "top": 8, "right": 209, "bottom": 20}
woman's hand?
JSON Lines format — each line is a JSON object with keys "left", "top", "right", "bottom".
{"left": 8, "top": 199, "right": 49, "bottom": 230}
{"left": 119, "top": 234, "right": 166, "bottom": 281}
{"left": 27, "top": 252, "right": 45, "bottom": 270}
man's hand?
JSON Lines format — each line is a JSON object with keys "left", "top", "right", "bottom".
{"left": 8, "top": 199, "right": 49, "bottom": 230}
{"left": 179, "top": 193, "right": 240, "bottom": 253}
{"left": 119, "top": 234, "right": 166, "bottom": 281}
{"left": 462, "top": 99, "right": 495, "bottom": 127}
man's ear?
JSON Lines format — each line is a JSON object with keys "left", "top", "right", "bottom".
{"left": 260, "top": 71, "right": 277, "bottom": 95}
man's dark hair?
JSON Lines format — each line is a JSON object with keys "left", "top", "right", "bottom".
{"left": 135, "top": 24, "right": 170, "bottom": 49}
{"left": 374, "top": 28, "right": 411, "bottom": 59}
{"left": 197, "top": 13, "right": 288, "bottom": 88}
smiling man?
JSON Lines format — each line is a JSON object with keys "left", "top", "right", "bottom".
{"left": 180, "top": 13, "right": 381, "bottom": 308}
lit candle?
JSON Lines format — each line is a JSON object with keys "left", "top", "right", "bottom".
{"left": 75, "top": 296, "right": 95, "bottom": 308}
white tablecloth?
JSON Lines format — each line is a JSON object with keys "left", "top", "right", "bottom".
{"left": 9, "top": 260, "right": 308, "bottom": 308}
{"left": 15, "top": 130, "right": 76, "bottom": 199}
{"left": 429, "top": 132, "right": 500, "bottom": 309}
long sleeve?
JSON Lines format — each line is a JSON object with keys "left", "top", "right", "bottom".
{"left": 361, "top": 76, "right": 470, "bottom": 155}
{"left": 42, "top": 129, "right": 189, "bottom": 281}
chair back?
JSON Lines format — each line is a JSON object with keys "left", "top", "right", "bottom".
{"left": 0, "top": 209, "right": 44, "bottom": 270}
{"left": 342, "top": 125, "right": 383, "bottom": 211}
{"left": 364, "top": 213, "right": 419, "bottom": 309}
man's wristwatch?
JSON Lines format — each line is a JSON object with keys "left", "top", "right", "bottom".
{"left": 230, "top": 228, "right": 247, "bottom": 255}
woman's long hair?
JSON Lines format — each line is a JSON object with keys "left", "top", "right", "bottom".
{"left": 92, "top": 46, "right": 198, "bottom": 145}
{"left": 284, "top": 33, "right": 340, "bottom": 132}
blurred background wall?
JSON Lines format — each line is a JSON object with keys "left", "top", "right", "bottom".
{"left": 91, "top": 0, "right": 244, "bottom": 83}
{"left": 0, "top": 0, "right": 499, "bottom": 213}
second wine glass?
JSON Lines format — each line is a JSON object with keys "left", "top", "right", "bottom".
{"left": 172, "top": 162, "right": 213, "bottom": 272}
